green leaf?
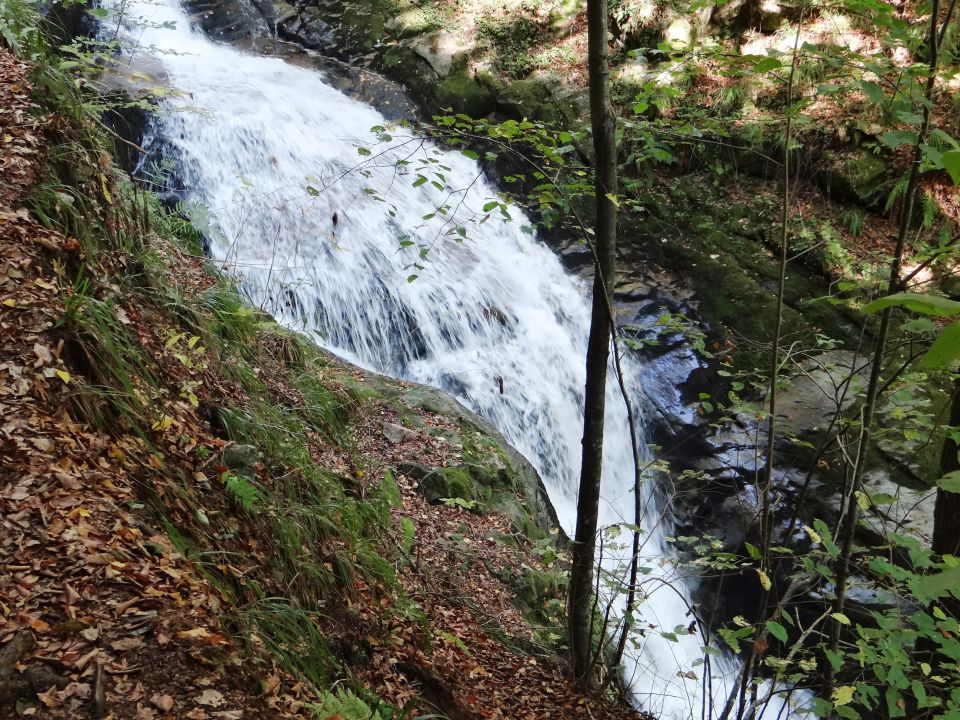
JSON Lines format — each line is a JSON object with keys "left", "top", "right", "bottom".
{"left": 357, "top": 146, "right": 371, "bottom": 156}
{"left": 765, "top": 620, "right": 788, "bottom": 642}
{"left": 482, "top": 200, "right": 499, "bottom": 212}
{"left": 942, "top": 150, "right": 960, "bottom": 185}
{"left": 919, "top": 564, "right": 960, "bottom": 600}
{"left": 882, "top": 130, "right": 918, "bottom": 148}
{"left": 811, "top": 698, "right": 833, "bottom": 717}
{"left": 824, "top": 648, "right": 843, "bottom": 672}
{"left": 412, "top": 175, "right": 427, "bottom": 187}
{"left": 860, "top": 80, "right": 886, "bottom": 104}
{"left": 833, "top": 685, "right": 856, "bottom": 707}
{"left": 835, "top": 705, "right": 860, "bottom": 720}
{"left": 814, "top": 519, "right": 838, "bottom": 557}
{"left": 919, "top": 323, "right": 960, "bottom": 369}
{"left": 754, "top": 57, "right": 783, "bottom": 72}
{"left": 886, "top": 687, "right": 906, "bottom": 718}
{"left": 831, "top": 612, "right": 851, "bottom": 625}
{"left": 936, "top": 470, "right": 960, "bottom": 494}
{"left": 862, "top": 292, "right": 960, "bottom": 317}
{"left": 895, "top": 109, "right": 924, "bottom": 125}
{"left": 461, "top": 149, "right": 479, "bottom": 161}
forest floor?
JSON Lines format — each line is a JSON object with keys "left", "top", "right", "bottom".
{"left": 0, "top": 44, "right": 651, "bottom": 720}
{"left": 400, "top": 0, "right": 959, "bottom": 256}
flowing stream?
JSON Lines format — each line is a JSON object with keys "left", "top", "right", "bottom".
{"left": 108, "top": 2, "right": 800, "bottom": 716}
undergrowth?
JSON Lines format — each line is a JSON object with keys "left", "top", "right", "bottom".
{"left": 1, "top": 2, "right": 415, "bottom": 712}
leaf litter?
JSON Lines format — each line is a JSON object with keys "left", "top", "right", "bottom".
{"left": 0, "top": 44, "right": 648, "bottom": 720}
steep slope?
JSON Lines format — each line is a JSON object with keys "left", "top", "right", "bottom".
{"left": 0, "top": 33, "right": 644, "bottom": 720}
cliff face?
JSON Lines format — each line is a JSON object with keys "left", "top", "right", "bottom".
{"left": 0, "top": 17, "right": 649, "bottom": 719}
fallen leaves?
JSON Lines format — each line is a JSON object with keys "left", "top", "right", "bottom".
{"left": 151, "top": 692, "right": 175, "bottom": 712}
{"left": 110, "top": 637, "right": 144, "bottom": 653}
{"left": 0, "top": 41, "right": 644, "bottom": 720}
{"left": 196, "top": 688, "right": 226, "bottom": 707}
{"left": 0, "top": 46, "right": 301, "bottom": 720}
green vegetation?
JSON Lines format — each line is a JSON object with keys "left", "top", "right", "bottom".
{"left": 5, "top": 0, "right": 960, "bottom": 715}
{"left": 0, "top": 2, "right": 590, "bottom": 716}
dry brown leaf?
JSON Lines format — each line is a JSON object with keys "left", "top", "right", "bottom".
{"left": 33, "top": 342, "right": 52, "bottom": 364}
{"left": 110, "top": 636, "right": 143, "bottom": 652}
{"left": 195, "top": 689, "right": 226, "bottom": 708}
{"left": 151, "top": 693, "right": 175, "bottom": 712}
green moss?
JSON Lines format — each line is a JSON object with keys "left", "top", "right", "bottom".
{"left": 824, "top": 149, "right": 889, "bottom": 206}
{"left": 418, "top": 465, "right": 477, "bottom": 504}
{"left": 434, "top": 70, "right": 495, "bottom": 117}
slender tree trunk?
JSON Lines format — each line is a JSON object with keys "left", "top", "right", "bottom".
{"left": 568, "top": 0, "right": 618, "bottom": 689}
{"left": 933, "top": 378, "right": 960, "bottom": 557}
{"left": 822, "top": 0, "right": 947, "bottom": 696}
{"left": 718, "top": 18, "right": 804, "bottom": 719}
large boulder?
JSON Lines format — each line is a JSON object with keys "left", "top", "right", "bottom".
{"left": 495, "top": 76, "right": 581, "bottom": 126}
{"left": 435, "top": 70, "right": 495, "bottom": 117}
{"left": 819, "top": 149, "right": 890, "bottom": 208}
{"left": 409, "top": 30, "right": 467, "bottom": 77}
{"left": 278, "top": 8, "right": 337, "bottom": 52}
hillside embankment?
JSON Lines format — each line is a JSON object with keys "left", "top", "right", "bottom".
{"left": 0, "top": 29, "right": 645, "bottom": 720}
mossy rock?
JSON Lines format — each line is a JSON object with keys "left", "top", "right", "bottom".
{"left": 496, "top": 78, "right": 579, "bottom": 126}
{"left": 510, "top": 565, "right": 565, "bottom": 624}
{"left": 820, "top": 149, "right": 890, "bottom": 208}
{"left": 417, "top": 466, "right": 479, "bottom": 504}
{"left": 497, "top": 78, "right": 549, "bottom": 116}
{"left": 338, "top": 0, "right": 394, "bottom": 56}
{"left": 222, "top": 444, "right": 260, "bottom": 479}
{"left": 488, "top": 491, "right": 542, "bottom": 539}
{"left": 380, "top": 45, "right": 436, "bottom": 101}
{"left": 621, "top": 201, "right": 863, "bottom": 369}
{"left": 434, "top": 70, "right": 495, "bottom": 118}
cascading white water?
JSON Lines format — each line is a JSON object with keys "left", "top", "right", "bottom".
{"left": 108, "top": 2, "right": 803, "bottom": 716}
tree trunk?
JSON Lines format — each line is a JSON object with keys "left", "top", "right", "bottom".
{"left": 568, "top": 0, "right": 618, "bottom": 690}
{"left": 822, "top": 0, "right": 945, "bottom": 697}
{"left": 933, "top": 377, "right": 960, "bottom": 557}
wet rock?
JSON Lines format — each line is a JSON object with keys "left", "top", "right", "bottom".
{"left": 252, "top": 0, "right": 297, "bottom": 24}
{"left": 184, "top": 0, "right": 271, "bottom": 41}
{"left": 244, "top": 36, "right": 417, "bottom": 119}
{"left": 279, "top": 9, "right": 337, "bottom": 52}
{"left": 614, "top": 280, "right": 653, "bottom": 302}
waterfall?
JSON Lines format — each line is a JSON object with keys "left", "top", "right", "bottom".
{"left": 108, "top": 2, "right": 801, "bottom": 716}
